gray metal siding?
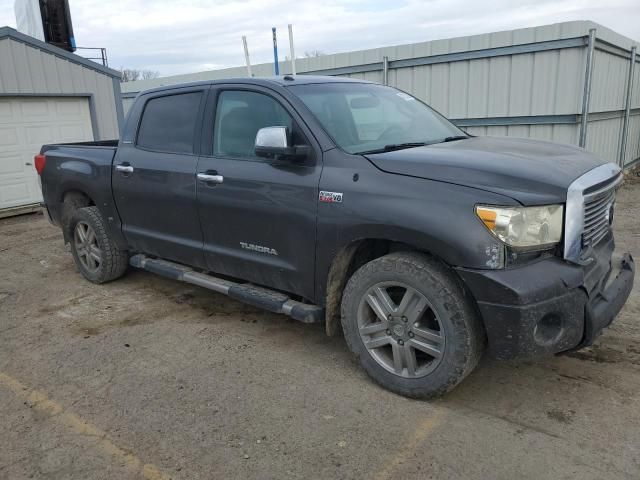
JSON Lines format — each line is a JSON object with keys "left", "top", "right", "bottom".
{"left": 347, "top": 49, "right": 585, "bottom": 119}
{"left": 623, "top": 114, "right": 640, "bottom": 164}
{"left": 590, "top": 49, "right": 630, "bottom": 112}
{"left": 464, "top": 124, "right": 579, "bottom": 146}
{"left": 0, "top": 37, "right": 119, "bottom": 140}
{"left": 633, "top": 61, "right": 640, "bottom": 109}
{"left": 585, "top": 117, "right": 625, "bottom": 161}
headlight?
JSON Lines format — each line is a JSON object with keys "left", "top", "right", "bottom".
{"left": 475, "top": 204, "right": 563, "bottom": 248}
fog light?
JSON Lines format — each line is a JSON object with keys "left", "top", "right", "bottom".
{"left": 533, "top": 313, "right": 564, "bottom": 346}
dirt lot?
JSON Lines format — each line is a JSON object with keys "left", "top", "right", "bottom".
{"left": 1, "top": 181, "right": 639, "bottom": 480}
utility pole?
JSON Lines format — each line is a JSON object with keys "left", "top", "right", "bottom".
{"left": 242, "top": 36, "right": 252, "bottom": 77}
{"left": 272, "top": 27, "right": 279, "bottom": 75}
{"left": 288, "top": 24, "right": 296, "bottom": 75}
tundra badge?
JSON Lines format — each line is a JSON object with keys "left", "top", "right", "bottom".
{"left": 240, "top": 242, "right": 278, "bottom": 256}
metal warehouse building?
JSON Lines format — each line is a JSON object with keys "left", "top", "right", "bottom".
{"left": 122, "top": 20, "right": 639, "bottom": 169}
{"left": 0, "top": 27, "right": 123, "bottom": 216}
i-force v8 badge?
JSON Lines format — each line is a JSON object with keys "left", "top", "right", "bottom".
{"left": 319, "top": 191, "right": 343, "bottom": 203}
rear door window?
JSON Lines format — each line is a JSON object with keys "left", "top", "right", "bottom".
{"left": 137, "top": 92, "right": 202, "bottom": 154}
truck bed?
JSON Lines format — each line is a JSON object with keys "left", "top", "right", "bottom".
{"left": 43, "top": 139, "right": 119, "bottom": 149}
{"left": 39, "top": 140, "right": 121, "bottom": 231}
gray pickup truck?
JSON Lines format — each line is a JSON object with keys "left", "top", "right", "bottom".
{"left": 37, "top": 76, "right": 634, "bottom": 398}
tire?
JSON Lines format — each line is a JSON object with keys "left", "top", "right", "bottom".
{"left": 341, "top": 251, "right": 484, "bottom": 398}
{"left": 61, "top": 192, "right": 90, "bottom": 240}
{"left": 68, "top": 206, "right": 128, "bottom": 284}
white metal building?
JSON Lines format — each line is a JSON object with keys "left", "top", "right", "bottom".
{"left": 122, "top": 20, "right": 639, "bottom": 169}
{"left": 0, "top": 27, "right": 123, "bottom": 216}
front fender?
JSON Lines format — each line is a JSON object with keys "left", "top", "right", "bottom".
{"left": 314, "top": 150, "right": 520, "bottom": 304}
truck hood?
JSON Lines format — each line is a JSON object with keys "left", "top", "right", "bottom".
{"left": 364, "top": 136, "right": 606, "bottom": 205}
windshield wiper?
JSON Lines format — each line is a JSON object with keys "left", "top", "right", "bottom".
{"left": 358, "top": 142, "right": 427, "bottom": 155}
{"left": 442, "top": 135, "right": 470, "bottom": 142}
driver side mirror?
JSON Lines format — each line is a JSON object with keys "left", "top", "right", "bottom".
{"left": 255, "top": 126, "right": 309, "bottom": 160}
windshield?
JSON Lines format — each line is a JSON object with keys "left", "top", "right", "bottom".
{"left": 288, "top": 83, "right": 465, "bottom": 154}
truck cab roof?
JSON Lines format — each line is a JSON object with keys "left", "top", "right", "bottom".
{"left": 138, "top": 75, "right": 373, "bottom": 96}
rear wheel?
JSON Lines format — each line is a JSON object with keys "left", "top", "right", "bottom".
{"left": 341, "top": 251, "right": 484, "bottom": 398}
{"left": 69, "top": 206, "right": 128, "bottom": 284}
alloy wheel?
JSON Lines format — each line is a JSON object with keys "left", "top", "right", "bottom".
{"left": 357, "top": 282, "right": 445, "bottom": 378}
{"left": 74, "top": 221, "right": 102, "bottom": 273}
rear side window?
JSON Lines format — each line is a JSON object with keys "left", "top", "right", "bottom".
{"left": 137, "top": 92, "right": 202, "bottom": 154}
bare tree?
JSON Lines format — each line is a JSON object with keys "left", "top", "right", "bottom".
{"left": 120, "top": 68, "right": 140, "bottom": 82}
{"left": 120, "top": 68, "right": 160, "bottom": 82}
{"left": 141, "top": 70, "right": 160, "bottom": 80}
{"left": 304, "top": 50, "right": 325, "bottom": 58}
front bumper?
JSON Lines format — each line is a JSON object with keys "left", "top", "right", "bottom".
{"left": 456, "top": 239, "right": 635, "bottom": 360}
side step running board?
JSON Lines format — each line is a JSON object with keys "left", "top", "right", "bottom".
{"left": 129, "top": 254, "right": 324, "bottom": 324}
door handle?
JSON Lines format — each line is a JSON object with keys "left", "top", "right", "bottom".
{"left": 197, "top": 173, "right": 224, "bottom": 184}
{"left": 115, "top": 164, "right": 134, "bottom": 173}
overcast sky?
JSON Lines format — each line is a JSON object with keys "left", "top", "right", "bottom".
{"left": 1, "top": 0, "right": 639, "bottom": 77}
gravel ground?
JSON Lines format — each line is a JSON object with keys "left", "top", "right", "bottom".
{"left": 1, "top": 180, "right": 639, "bottom": 480}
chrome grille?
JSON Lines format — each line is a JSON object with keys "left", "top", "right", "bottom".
{"left": 564, "top": 163, "right": 622, "bottom": 263}
{"left": 582, "top": 182, "right": 617, "bottom": 248}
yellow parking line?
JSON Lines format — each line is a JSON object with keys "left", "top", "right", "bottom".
{"left": 0, "top": 372, "right": 172, "bottom": 480}
{"left": 374, "top": 407, "right": 446, "bottom": 480}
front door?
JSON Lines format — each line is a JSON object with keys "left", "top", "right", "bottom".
{"left": 113, "top": 88, "right": 206, "bottom": 267}
{"left": 196, "top": 87, "right": 322, "bottom": 300}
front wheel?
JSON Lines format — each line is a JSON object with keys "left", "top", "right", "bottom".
{"left": 341, "top": 252, "right": 484, "bottom": 398}
{"left": 69, "top": 206, "right": 128, "bottom": 284}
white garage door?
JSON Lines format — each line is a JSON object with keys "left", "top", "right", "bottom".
{"left": 0, "top": 97, "right": 94, "bottom": 211}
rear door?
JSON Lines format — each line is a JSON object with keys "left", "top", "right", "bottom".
{"left": 112, "top": 87, "right": 207, "bottom": 267}
{"left": 196, "top": 86, "right": 322, "bottom": 300}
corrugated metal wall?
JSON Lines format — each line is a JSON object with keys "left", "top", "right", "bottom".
{"left": 0, "top": 36, "right": 120, "bottom": 139}
{"left": 121, "top": 20, "right": 640, "bottom": 166}
{"left": 587, "top": 46, "right": 640, "bottom": 166}
{"left": 344, "top": 29, "right": 586, "bottom": 117}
